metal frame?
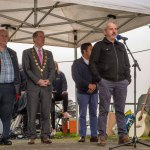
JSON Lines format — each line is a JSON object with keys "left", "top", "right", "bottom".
{"left": 0, "top": 0, "right": 149, "bottom": 47}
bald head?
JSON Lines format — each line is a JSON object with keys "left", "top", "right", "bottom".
{"left": 103, "top": 21, "right": 117, "bottom": 43}
{"left": 104, "top": 22, "right": 116, "bottom": 30}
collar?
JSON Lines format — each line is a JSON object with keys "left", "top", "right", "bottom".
{"left": 0, "top": 47, "right": 7, "bottom": 53}
{"left": 82, "top": 56, "right": 89, "bottom": 65}
{"left": 103, "top": 37, "right": 119, "bottom": 44}
{"left": 34, "top": 46, "right": 43, "bottom": 53}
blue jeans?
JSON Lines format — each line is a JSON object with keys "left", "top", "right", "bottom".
{"left": 77, "top": 93, "right": 98, "bottom": 137}
{"left": 98, "top": 78, "right": 129, "bottom": 137}
{"left": 0, "top": 83, "right": 15, "bottom": 140}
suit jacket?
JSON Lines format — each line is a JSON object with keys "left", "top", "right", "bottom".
{"left": 7, "top": 48, "right": 21, "bottom": 93}
{"left": 22, "top": 47, "right": 55, "bottom": 91}
{"left": 72, "top": 57, "right": 97, "bottom": 94}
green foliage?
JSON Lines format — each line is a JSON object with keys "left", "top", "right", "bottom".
{"left": 53, "top": 132, "right": 79, "bottom": 140}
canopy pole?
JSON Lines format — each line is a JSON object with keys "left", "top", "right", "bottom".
{"left": 34, "top": 0, "right": 37, "bottom": 26}
{"left": 73, "top": 30, "right": 79, "bottom": 135}
{"left": 74, "top": 30, "right": 77, "bottom": 59}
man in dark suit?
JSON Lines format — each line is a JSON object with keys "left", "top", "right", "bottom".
{"left": 22, "top": 31, "right": 55, "bottom": 144}
{"left": 72, "top": 43, "right": 98, "bottom": 142}
{"left": 0, "top": 29, "right": 20, "bottom": 145}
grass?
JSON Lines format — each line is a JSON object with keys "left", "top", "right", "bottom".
{"left": 53, "top": 132, "right": 150, "bottom": 142}
{"left": 53, "top": 132, "right": 79, "bottom": 140}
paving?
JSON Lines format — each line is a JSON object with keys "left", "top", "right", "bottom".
{"left": 0, "top": 138, "right": 150, "bottom": 150}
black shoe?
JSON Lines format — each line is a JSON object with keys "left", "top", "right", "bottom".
{"left": 90, "top": 136, "right": 98, "bottom": 142}
{"left": 0, "top": 140, "right": 3, "bottom": 145}
{"left": 0, "top": 139, "right": 12, "bottom": 145}
{"left": 41, "top": 138, "right": 52, "bottom": 144}
{"left": 78, "top": 136, "right": 85, "bottom": 142}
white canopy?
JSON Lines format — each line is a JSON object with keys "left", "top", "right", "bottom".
{"left": 0, "top": 0, "right": 150, "bottom": 48}
{"left": 61, "top": 0, "right": 150, "bottom": 14}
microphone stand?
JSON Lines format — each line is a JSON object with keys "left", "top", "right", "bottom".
{"left": 109, "top": 39, "right": 150, "bottom": 149}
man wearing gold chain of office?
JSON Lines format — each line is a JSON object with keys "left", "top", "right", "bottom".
{"left": 22, "top": 31, "right": 55, "bottom": 145}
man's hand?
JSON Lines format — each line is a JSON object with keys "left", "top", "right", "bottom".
{"left": 37, "top": 79, "right": 46, "bottom": 86}
{"left": 87, "top": 84, "right": 96, "bottom": 93}
{"left": 44, "top": 79, "right": 51, "bottom": 85}
{"left": 37, "top": 79, "right": 51, "bottom": 86}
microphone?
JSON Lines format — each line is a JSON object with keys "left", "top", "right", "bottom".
{"left": 116, "top": 35, "right": 128, "bottom": 41}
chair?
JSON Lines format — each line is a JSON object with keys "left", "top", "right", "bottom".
{"left": 51, "top": 100, "right": 63, "bottom": 132}
{"left": 51, "top": 92, "right": 75, "bottom": 135}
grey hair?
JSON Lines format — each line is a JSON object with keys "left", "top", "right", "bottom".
{"left": 103, "top": 21, "right": 117, "bottom": 31}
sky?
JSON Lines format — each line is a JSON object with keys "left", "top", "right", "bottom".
{"left": 7, "top": 24, "right": 150, "bottom": 112}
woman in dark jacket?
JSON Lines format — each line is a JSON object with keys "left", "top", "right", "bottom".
{"left": 51, "top": 61, "right": 71, "bottom": 136}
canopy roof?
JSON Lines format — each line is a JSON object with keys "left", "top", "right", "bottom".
{"left": 0, "top": 0, "right": 150, "bottom": 48}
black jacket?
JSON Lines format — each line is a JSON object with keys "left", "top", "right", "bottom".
{"left": 89, "top": 37, "right": 131, "bottom": 83}
{"left": 52, "top": 71, "right": 67, "bottom": 95}
{"left": 72, "top": 57, "right": 97, "bottom": 94}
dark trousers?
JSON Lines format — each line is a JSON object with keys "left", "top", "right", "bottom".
{"left": 27, "top": 88, "right": 52, "bottom": 139}
{"left": 51, "top": 92, "right": 68, "bottom": 129}
{"left": 0, "top": 83, "right": 15, "bottom": 140}
{"left": 53, "top": 92, "right": 68, "bottom": 112}
{"left": 98, "top": 78, "right": 129, "bottom": 137}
